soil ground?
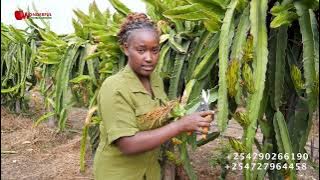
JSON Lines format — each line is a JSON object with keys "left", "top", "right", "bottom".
{"left": 1, "top": 94, "right": 319, "bottom": 180}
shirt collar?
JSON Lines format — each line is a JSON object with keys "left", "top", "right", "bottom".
{"left": 122, "top": 65, "right": 161, "bottom": 93}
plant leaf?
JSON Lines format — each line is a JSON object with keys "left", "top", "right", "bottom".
{"left": 109, "top": 0, "right": 132, "bottom": 16}
{"left": 163, "top": 4, "right": 208, "bottom": 21}
{"left": 273, "top": 111, "right": 297, "bottom": 180}
{"left": 271, "top": 11, "right": 298, "bottom": 28}
{"left": 34, "top": 112, "right": 55, "bottom": 127}
{"left": 217, "top": 0, "right": 238, "bottom": 132}
{"left": 244, "top": 0, "right": 269, "bottom": 178}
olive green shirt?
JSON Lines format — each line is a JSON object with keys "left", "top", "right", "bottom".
{"left": 94, "top": 65, "right": 168, "bottom": 180}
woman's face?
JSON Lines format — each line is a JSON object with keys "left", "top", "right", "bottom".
{"left": 124, "top": 29, "right": 160, "bottom": 77}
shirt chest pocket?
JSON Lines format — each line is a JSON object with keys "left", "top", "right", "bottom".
{"left": 135, "top": 101, "right": 169, "bottom": 131}
{"left": 135, "top": 102, "right": 156, "bottom": 116}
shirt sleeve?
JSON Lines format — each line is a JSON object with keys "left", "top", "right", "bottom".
{"left": 98, "top": 87, "right": 139, "bottom": 145}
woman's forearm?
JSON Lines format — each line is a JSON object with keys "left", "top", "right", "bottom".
{"left": 116, "top": 110, "right": 214, "bottom": 155}
{"left": 115, "top": 121, "right": 182, "bottom": 155}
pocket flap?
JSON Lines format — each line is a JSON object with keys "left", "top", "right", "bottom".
{"left": 135, "top": 103, "right": 157, "bottom": 116}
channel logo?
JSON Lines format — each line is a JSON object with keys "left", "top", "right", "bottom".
{"left": 14, "top": 10, "right": 52, "bottom": 20}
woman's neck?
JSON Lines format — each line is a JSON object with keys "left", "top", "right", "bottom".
{"left": 138, "top": 76, "right": 150, "bottom": 84}
{"left": 138, "top": 76, "right": 154, "bottom": 97}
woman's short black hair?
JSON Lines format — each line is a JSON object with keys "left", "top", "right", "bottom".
{"left": 117, "top": 13, "right": 158, "bottom": 46}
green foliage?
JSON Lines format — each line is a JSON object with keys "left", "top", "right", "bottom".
{"left": 210, "top": 143, "right": 234, "bottom": 180}
{"left": 273, "top": 111, "right": 297, "bottom": 179}
{"left": 217, "top": 0, "right": 238, "bottom": 132}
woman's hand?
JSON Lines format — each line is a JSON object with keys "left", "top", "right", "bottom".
{"left": 115, "top": 110, "right": 214, "bottom": 155}
{"left": 175, "top": 110, "right": 214, "bottom": 133}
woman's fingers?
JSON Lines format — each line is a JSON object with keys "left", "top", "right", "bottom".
{"left": 196, "top": 126, "right": 209, "bottom": 134}
{"left": 197, "top": 121, "right": 210, "bottom": 127}
{"left": 196, "top": 127, "right": 203, "bottom": 133}
{"left": 196, "top": 114, "right": 213, "bottom": 123}
{"left": 204, "top": 114, "right": 213, "bottom": 122}
{"left": 196, "top": 110, "right": 215, "bottom": 117}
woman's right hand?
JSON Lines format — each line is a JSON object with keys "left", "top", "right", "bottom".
{"left": 175, "top": 110, "right": 214, "bottom": 133}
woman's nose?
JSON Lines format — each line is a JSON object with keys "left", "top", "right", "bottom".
{"left": 145, "top": 52, "right": 152, "bottom": 62}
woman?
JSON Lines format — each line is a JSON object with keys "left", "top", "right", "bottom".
{"left": 94, "top": 13, "right": 214, "bottom": 180}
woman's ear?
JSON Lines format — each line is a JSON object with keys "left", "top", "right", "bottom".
{"left": 123, "top": 43, "right": 129, "bottom": 56}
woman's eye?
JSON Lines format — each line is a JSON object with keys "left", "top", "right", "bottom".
{"left": 137, "top": 49, "right": 145, "bottom": 53}
{"left": 152, "top": 48, "right": 159, "bottom": 53}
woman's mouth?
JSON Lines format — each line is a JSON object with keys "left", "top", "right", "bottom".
{"left": 142, "top": 65, "right": 154, "bottom": 71}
